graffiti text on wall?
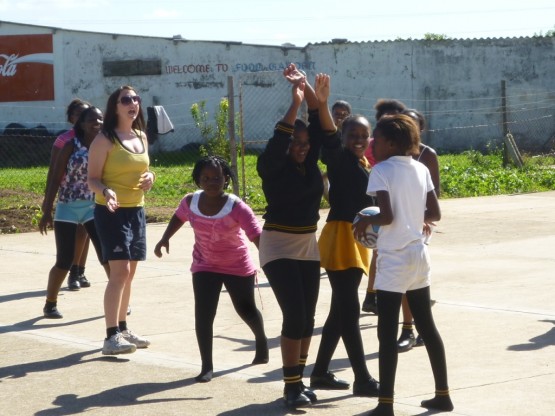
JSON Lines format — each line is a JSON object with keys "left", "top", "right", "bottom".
{"left": 166, "top": 61, "right": 316, "bottom": 74}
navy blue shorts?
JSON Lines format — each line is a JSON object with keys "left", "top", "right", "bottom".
{"left": 94, "top": 204, "right": 147, "bottom": 262}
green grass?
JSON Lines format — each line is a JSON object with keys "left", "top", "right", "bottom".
{"left": 1, "top": 150, "right": 555, "bottom": 226}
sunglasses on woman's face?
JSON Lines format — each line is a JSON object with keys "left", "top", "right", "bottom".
{"left": 118, "top": 95, "right": 141, "bottom": 105}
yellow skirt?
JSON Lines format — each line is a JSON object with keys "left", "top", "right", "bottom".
{"left": 318, "top": 221, "right": 371, "bottom": 273}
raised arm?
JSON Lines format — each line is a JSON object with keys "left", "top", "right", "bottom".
{"left": 314, "top": 73, "right": 335, "bottom": 132}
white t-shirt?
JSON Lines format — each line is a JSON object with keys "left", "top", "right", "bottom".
{"left": 367, "top": 155, "right": 434, "bottom": 250}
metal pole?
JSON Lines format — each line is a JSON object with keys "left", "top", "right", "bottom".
{"left": 227, "top": 76, "right": 239, "bottom": 196}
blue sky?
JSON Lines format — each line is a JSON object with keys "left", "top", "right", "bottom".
{"left": 1, "top": 0, "right": 554, "bottom": 46}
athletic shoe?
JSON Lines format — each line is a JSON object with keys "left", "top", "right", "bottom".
{"left": 353, "top": 377, "right": 380, "bottom": 397}
{"left": 43, "top": 305, "right": 63, "bottom": 319}
{"left": 78, "top": 274, "right": 91, "bottom": 288}
{"left": 102, "top": 333, "right": 137, "bottom": 355}
{"left": 415, "top": 334, "right": 425, "bottom": 346}
{"left": 361, "top": 293, "right": 378, "bottom": 314}
{"left": 68, "top": 276, "right": 80, "bottom": 291}
{"left": 127, "top": 305, "right": 132, "bottom": 316}
{"left": 398, "top": 330, "right": 416, "bottom": 352}
{"left": 122, "top": 329, "right": 150, "bottom": 348}
{"left": 310, "top": 371, "right": 350, "bottom": 390}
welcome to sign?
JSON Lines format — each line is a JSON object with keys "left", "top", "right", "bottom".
{"left": 0, "top": 34, "right": 54, "bottom": 102}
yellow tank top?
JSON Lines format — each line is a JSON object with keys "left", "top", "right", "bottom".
{"left": 94, "top": 132, "right": 150, "bottom": 207}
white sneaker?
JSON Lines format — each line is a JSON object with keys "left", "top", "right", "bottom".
{"left": 122, "top": 329, "right": 151, "bottom": 348}
{"left": 102, "top": 333, "right": 137, "bottom": 355}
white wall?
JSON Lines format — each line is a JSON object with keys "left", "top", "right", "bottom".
{"left": 1, "top": 21, "right": 554, "bottom": 152}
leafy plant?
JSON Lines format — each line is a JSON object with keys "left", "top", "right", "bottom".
{"left": 190, "top": 99, "right": 231, "bottom": 159}
{"left": 424, "top": 33, "right": 451, "bottom": 41}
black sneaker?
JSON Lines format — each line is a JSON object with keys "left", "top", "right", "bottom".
{"left": 353, "top": 377, "right": 380, "bottom": 397}
{"left": 361, "top": 295, "right": 378, "bottom": 314}
{"left": 43, "top": 305, "right": 63, "bottom": 319}
{"left": 398, "top": 330, "right": 416, "bottom": 352}
{"left": 78, "top": 274, "right": 91, "bottom": 288}
{"left": 415, "top": 334, "right": 425, "bottom": 347}
{"left": 68, "top": 276, "right": 80, "bottom": 291}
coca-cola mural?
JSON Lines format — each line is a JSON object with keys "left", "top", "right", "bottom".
{"left": 0, "top": 34, "right": 54, "bottom": 102}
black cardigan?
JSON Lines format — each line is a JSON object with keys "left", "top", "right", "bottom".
{"left": 321, "top": 132, "right": 376, "bottom": 223}
{"left": 257, "top": 116, "right": 324, "bottom": 234}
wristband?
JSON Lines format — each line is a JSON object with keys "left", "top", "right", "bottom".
{"left": 102, "top": 187, "right": 111, "bottom": 197}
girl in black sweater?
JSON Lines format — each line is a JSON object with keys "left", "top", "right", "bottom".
{"left": 257, "top": 64, "right": 334, "bottom": 409}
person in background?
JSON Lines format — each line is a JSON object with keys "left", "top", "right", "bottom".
{"left": 361, "top": 98, "right": 407, "bottom": 314}
{"left": 256, "top": 64, "right": 331, "bottom": 409}
{"left": 42, "top": 99, "right": 92, "bottom": 291}
{"left": 39, "top": 106, "right": 109, "bottom": 318}
{"left": 354, "top": 114, "right": 453, "bottom": 416}
{"left": 310, "top": 112, "right": 380, "bottom": 397}
{"left": 322, "top": 100, "right": 352, "bottom": 203}
{"left": 88, "top": 85, "right": 155, "bottom": 355}
{"left": 154, "top": 155, "right": 268, "bottom": 383}
{"left": 396, "top": 108, "right": 441, "bottom": 352}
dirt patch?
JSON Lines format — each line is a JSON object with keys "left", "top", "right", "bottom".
{"left": 0, "top": 189, "right": 173, "bottom": 235}
{"left": 0, "top": 206, "right": 39, "bottom": 234}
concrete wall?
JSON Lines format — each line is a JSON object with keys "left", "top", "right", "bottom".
{"left": 1, "top": 21, "right": 554, "bottom": 153}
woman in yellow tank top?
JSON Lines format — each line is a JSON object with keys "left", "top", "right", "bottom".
{"left": 88, "top": 85, "right": 156, "bottom": 355}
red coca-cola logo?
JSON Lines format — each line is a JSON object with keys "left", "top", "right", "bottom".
{"left": 0, "top": 34, "right": 54, "bottom": 102}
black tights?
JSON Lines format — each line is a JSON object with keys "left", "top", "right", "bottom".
{"left": 313, "top": 268, "right": 370, "bottom": 381}
{"left": 377, "top": 286, "right": 449, "bottom": 398}
{"left": 193, "top": 271, "right": 266, "bottom": 373}
{"left": 54, "top": 220, "right": 103, "bottom": 270}
{"left": 262, "top": 259, "right": 320, "bottom": 339}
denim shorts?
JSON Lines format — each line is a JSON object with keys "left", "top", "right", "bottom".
{"left": 94, "top": 204, "right": 146, "bottom": 262}
{"left": 54, "top": 200, "right": 95, "bottom": 224}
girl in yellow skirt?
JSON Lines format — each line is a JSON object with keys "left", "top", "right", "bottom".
{"left": 309, "top": 113, "right": 380, "bottom": 397}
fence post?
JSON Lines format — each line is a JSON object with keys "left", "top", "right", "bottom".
{"left": 501, "top": 80, "right": 509, "bottom": 167}
{"left": 227, "top": 76, "right": 239, "bottom": 196}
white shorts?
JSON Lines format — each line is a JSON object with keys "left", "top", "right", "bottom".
{"left": 374, "top": 241, "right": 431, "bottom": 293}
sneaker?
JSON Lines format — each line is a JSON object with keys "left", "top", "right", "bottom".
{"left": 68, "top": 276, "right": 80, "bottom": 291}
{"left": 415, "top": 334, "right": 425, "bottom": 347}
{"left": 102, "top": 333, "right": 137, "bottom": 355}
{"left": 310, "top": 371, "right": 350, "bottom": 390}
{"left": 398, "top": 330, "right": 416, "bottom": 352}
{"left": 78, "top": 274, "right": 91, "bottom": 288}
{"left": 43, "top": 305, "right": 63, "bottom": 319}
{"left": 361, "top": 295, "right": 378, "bottom": 315}
{"left": 353, "top": 377, "right": 380, "bottom": 397}
{"left": 127, "top": 305, "right": 132, "bottom": 316}
{"left": 122, "top": 329, "right": 150, "bottom": 348}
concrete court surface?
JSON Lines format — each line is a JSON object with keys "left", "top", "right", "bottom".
{"left": 0, "top": 191, "right": 554, "bottom": 416}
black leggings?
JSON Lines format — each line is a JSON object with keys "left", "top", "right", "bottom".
{"left": 313, "top": 268, "right": 370, "bottom": 381}
{"left": 193, "top": 271, "right": 266, "bottom": 370}
{"left": 263, "top": 259, "right": 320, "bottom": 340}
{"left": 377, "top": 286, "right": 449, "bottom": 398}
{"left": 54, "top": 220, "right": 103, "bottom": 270}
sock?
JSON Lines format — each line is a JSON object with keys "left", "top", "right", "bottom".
{"left": 44, "top": 299, "right": 57, "bottom": 310}
{"left": 195, "top": 368, "right": 213, "bottom": 383}
{"left": 69, "top": 265, "right": 79, "bottom": 278}
{"left": 421, "top": 389, "right": 454, "bottom": 411}
{"left": 368, "top": 399, "right": 395, "bottom": 416}
{"left": 106, "top": 326, "right": 119, "bottom": 339}
{"left": 298, "top": 355, "right": 308, "bottom": 378}
{"left": 78, "top": 266, "right": 85, "bottom": 277}
{"left": 401, "top": 322, "right": 414, "bottom": 332}
{"left": 283, "top": 365, "right": 302, "bottom": 392}
{"left": 252, "top": 337, "right": 269, "bottom": 364}
{"left": 118, "top": 321, "right": 128, "bottom": 332}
